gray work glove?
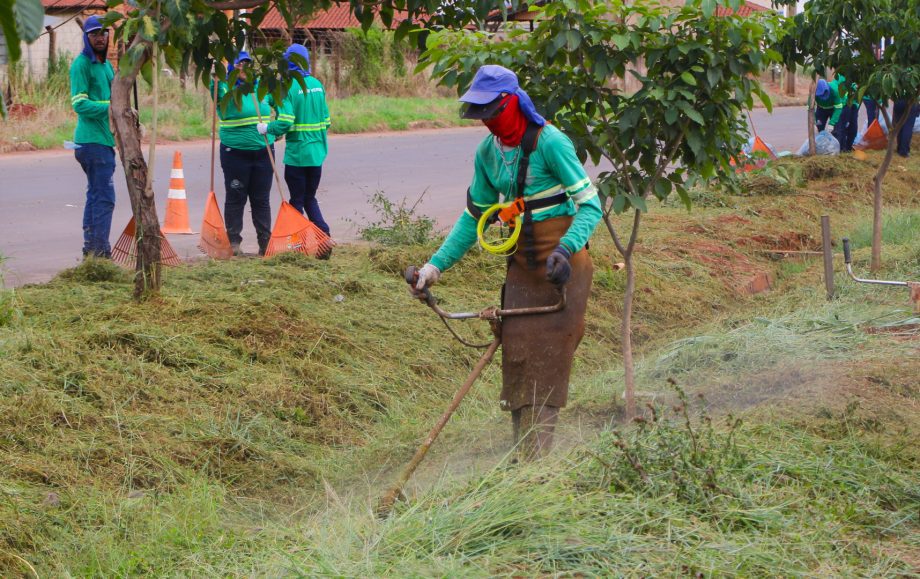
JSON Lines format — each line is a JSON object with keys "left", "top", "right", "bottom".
{"left": 546, "top": 245, "right": 573, "bottom": 286}
{"left": 410, "top": 263, "right": 440, "bottom": 299}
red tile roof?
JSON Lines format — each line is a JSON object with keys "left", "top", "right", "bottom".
{"left": 716, "top": 2, "right": 770, "bottom": 17}
{"left": 259, "top": 4, "right": 412, "bottom": 31}
{"left": 42, "top": 0, "right": 107, "bottom": 10}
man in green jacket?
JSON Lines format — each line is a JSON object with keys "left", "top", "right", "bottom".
{"left": 69, "top": 15, "right": 115, "bottom": 258}
{"left": 279, "top": 44, "right": 333, "bottom": 258}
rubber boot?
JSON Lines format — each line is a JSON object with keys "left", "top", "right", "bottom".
{"left": 511, "top": 404, "right": 560, "bottom": 461}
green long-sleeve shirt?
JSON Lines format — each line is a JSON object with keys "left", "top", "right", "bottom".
{"left": 278, "top": 75, "right": 331, "bottom": 167}
{"left": 430, "top": 124, "right": 602, "bottom": 272}
{"left": 70, "top": 53, "right": 114, "bottom": 147}
{"left": 211, "top": 80, "right": 293, "bottom": 150}
{"left": 816, "top": 78, "right": 847, "bottom": 126}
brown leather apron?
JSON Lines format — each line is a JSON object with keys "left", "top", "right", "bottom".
{"left": 500, "top": 216, "right": 593, "bottom": 412}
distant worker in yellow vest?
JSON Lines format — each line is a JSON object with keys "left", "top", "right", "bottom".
{"left": 278, "top": 44, "right": 333, "bottom": 259}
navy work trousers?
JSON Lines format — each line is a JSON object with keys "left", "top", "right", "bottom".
{"left": 220, "top": 145, "right": 274, "bottom": 252}
{"left": 893, "top": 100, "right": 919, "bottom": 157}
{"left": 284, "top": 164, "right": 330, "bottom": 235}
{"left": 815, "top": 107, "right": 847, "bottom": 149}
{"left": 75, "top": 143, "right": 116, "bottom": 257}
{"left": 840, "top": 104, "right": 859, "bottom": 152}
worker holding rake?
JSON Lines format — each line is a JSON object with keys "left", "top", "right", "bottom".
{"left": 212, "top": 52, "right": 294, "bottom": 256}
{"left": 412, "top": 65, "right": 602, "bottom": 460}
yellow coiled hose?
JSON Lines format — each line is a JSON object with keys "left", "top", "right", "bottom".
{"left": 477, "top": 202, "right": 522, "bottom": 256}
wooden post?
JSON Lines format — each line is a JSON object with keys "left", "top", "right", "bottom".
{"left": 821, "top": 215, "right": 835, "bottom": 300}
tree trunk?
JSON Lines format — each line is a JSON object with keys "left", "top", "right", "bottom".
{"left": 870, "top": 103, "right": 913, "bottom": 273}
{"left": 807, "top": 79, "right": 816, "bottom": 155}
{"left": 621, "top": 249, "right": 637, "bottom": 420}
{"left": 110, "top": 39, "right": 162, "bottom": 299}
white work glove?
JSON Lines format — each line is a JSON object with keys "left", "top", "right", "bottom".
{"left": 411, "top": 263, "right": 440, "bottom": 298}
{"left": 256, "top": 122, "right": 269, "bottom": 135}
{"left": 826, "top": 124, "right": 835, "bottom": 132}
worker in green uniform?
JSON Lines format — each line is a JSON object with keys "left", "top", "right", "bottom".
{"left": 412, "top": 65, "right": 602, "bottom": 460}
{"left": 69, "top": 15, "right": 115, "bottom": 259}
{"left": 814, "top": 75, "right": 848, "bottom": 147}
{"left": 212, "top": 52, "right": 293, "bottom": 256}
{"left": 279, "top": 43, "right": 333, "bottom": 259}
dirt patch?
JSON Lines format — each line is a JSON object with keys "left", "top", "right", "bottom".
{"left": 745, "top": 230, "right": 819, "bottom": 252}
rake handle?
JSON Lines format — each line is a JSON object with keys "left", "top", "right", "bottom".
{"left": 251, "top": 92, "right": 287, "bottom": 204}
{"left": 210, "top": 75, "right": 218, "bottom": 194}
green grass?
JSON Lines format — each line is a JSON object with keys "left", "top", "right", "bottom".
{"left": 847, "top": 209, "right": 920, "bottom": 250}
{"left": 1, "top": 154, "right": 919, "bottom": 574}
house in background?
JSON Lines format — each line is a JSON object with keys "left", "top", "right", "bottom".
{"left": 12, "top": 0, "right": 111, "bottom": 79}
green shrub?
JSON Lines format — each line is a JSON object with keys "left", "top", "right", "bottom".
{"left": 358, "top": 191, "right": 436, "bottom": 246}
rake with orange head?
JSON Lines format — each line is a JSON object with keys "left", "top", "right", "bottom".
{"left": 198, "top": 78, "right": 234, "bottom": 259}
{"left": 251, "top": 93, "right": 334, "bottom": 259}
{"left": 112, "top": 216, "right": 182, "bottom": 268}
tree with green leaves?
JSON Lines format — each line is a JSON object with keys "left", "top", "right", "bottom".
{"left": 778, "top": 0, "right": 920, "bottom": 273}
{"left": 0, "top": 0, "right": 45, "bottom": 116}
{"left": 423, "top": 0, "right": 782, "bottom": 418}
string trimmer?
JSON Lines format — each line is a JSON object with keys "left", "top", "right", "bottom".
{"left": 843, "top": 238, "right": 920, "bottom": 313}
{"left": 375, "top": 266, "right": 566, "bottom": 517}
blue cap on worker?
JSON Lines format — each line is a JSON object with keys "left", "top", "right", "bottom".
{"left": 458, "top": 65, "right": 545, "bottom": 126}
{"left": 284, "top": 44, "right": 310, "bottom": 76}
{"left": 815, "top": 79, "right": 830, "bottom": 99}
{"left": 83, "top": 15, "right": 103, "bottom": 33}
{"left": 234, "top": 51, "right": 252, "bottom": 66}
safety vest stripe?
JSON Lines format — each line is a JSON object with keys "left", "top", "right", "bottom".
{"left": 571, "top": 186, "right": 598, "bottom": 205}
{"left": 278, "top": 114, "right": 295, "bottom": 122}
{"left": 528, "top": 185, "right": 563, "bottom": 200}
{"left": 220, "top": 118, "right": 261, "bottom": 127}
{"left": 71, "top": 93, "right": 88, "bottom": 102}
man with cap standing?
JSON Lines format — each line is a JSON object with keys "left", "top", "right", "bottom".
{"left": 70, "top": 15, "right": 115, "bottom": 259}
{"left": 411, "top": 65, "right": 602, "bottom": 461}
{"left": 277, "top": 43, "right": 333, "bottom": 258}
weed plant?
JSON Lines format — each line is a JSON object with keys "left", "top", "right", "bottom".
{"left": 357, "top": 190, "right": 437, "bottom": 246}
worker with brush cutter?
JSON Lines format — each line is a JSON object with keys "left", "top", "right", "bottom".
{"left": 410, "top": 65, "right": 602, "bottom": 460}
{"left": 212, "top": 52, "right": 294, "bottom": 256}
{"left": 69, "top": 16, "right": 115, "bottom": 260}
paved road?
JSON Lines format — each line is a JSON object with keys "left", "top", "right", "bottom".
{"left": 1, "top": 106, "right": 817, "bottom": 287}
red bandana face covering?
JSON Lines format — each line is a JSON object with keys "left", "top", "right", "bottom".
{"left": 483, "top": 94, "right": 527, "bottom": 147}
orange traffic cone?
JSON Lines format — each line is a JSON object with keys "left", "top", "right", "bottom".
{"left": 198, "top": 190, "right": 233, "bottom": 259}
{"left": 162, "top": 150, "right": 195, "bottom": 234}
{"left": 112, "top": 216, "right": 182, "bottom": 267}
{"left": 264, "top": 201, "right": 335, "bottom": 258}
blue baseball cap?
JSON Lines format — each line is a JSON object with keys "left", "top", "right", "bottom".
{"left": 459, "top": 65, "right": 518, "bottom": 119}
{"left": 815, "top": 79, "right": 830, "bottom": 99}
{"left": 284, "top": 44, "right": 310, "bottom": 74}
{"left": 234, "top": 51, "right": 252, "bottom": 66}
{"left": 83, "top": 15, "right": 103, "bottom": 33}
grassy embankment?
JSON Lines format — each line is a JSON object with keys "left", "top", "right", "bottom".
{"left": 0, "top": 150, "right": 918, "bottom": 574}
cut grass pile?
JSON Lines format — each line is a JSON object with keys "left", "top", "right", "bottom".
{"left": 1, "top": 150, "right": 918, "bottom": 574}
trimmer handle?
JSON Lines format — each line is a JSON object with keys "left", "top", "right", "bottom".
{"left": 842, "top": 237, "right": 851, "bottom": 265}
{"left": 404, "top": 265, "right": 434, "bottom": 304}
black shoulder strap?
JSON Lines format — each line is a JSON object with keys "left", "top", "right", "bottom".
{"left": 517, "top": 123, "right": 543, "bottom": 270}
